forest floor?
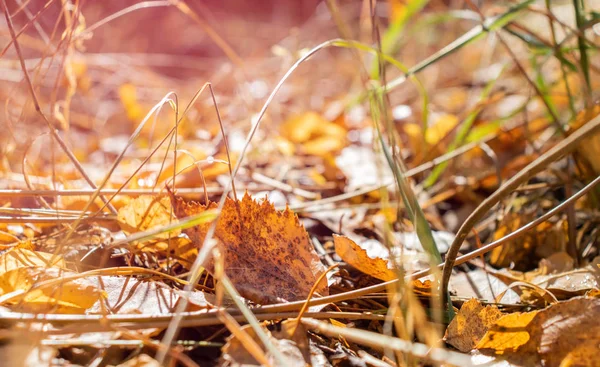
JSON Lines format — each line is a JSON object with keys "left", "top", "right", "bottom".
{"left": 1, "top": 1, "right": 600, "bottom": 366}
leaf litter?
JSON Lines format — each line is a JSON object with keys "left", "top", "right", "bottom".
{"left": 1, "top": 1, "right": 600, "bottom": 366}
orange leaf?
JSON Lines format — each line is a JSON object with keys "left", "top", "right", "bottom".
{"left": 174, "top": 194, "right": 328, "bottom": 304}
{"left": 333, "top": 235, "right": 396, "bottom": 281}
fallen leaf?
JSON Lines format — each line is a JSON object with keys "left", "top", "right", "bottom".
{"left": 280, "top": 112, "right": 347, "bottom": 157}
{"left": 165, "top": 152, "right": 238, "bottom": 188}
{"left": 477, "top": 297, "right": 600, "bottom": 367}
{"left": 0, "top": 249, "right": 103, "bottom": 314}
{"left": 119, "top": 83, "right": 145, "bottom": 123}
{"left": 476, "top": 310, "right": 538, "bottom": 360}
{"left": 156, "top": 147, "right": 207, "bottom": 184}
{"left": 333, "top": 235, "right": 396, "bottom": 281}
{"left": 444, "top": 298, "right": 502, "bottom": 352}
{"left": 0, "top": 248, "right": 65, "bottom": 271}
{"left": 117, "top": 195, "right": 177, "bottom": 240}
{"left": 412, "top": 279, "right": 433, "bottom": 296}
{"left": 174, "top": 193, "right": 328, "bottom": 304}
{"left": 535, "top": 257, "right": 600, "bottom": 298}
{"left": 507, "top": 256, "right": 600, "bottom": 299}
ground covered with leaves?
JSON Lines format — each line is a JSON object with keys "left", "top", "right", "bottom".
{"left": 1, "top": 0, "right": 600, "bottom": 366}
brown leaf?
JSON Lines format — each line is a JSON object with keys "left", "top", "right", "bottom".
{"left": 174, "top": 193, "right": 328, "bottom": 304}
{"left": 571, "top": 104, "right": 600, "bottom": 175}
{"left": 444, "top": 298, "right": 502, "bottom": 352}
{"left": 477, "top": 297, "right": 600, "bottom": 367}
{"left": 333, "top": 235, "right": 396, "bottom": 281}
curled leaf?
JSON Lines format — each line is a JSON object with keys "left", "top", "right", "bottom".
{"left": 333, "top": 235, "right": 396, "bottom": 281}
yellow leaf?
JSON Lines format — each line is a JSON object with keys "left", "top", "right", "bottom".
{"left": 490, "top": 213, "right": 557, "bottom": 270}
{"left": 165, "top": 152, "right": 237, "bottom": 188}
{"left": 0, "top": 249, "right": 103, "bottom": 314}
{"left": 426, "top": 114, "right": 459, "bottom": 146}
{"left": 0, "top": 248, "right": 65, "bottom": 272}
{"left": 333, "top": 235, "right": 396, "bottom": 281}
{"left": 477, "top": 297, "right": 600, "bottom": 367}
{"left": 388, "top": 0, "right": 407, "bottom": 23}
{"left": 117, "top": 195, "right": 177, "bottom": 240}
{"left": 477, "top": 310, "right": 537, "bottom": 355}
{"left": 303, "top": 136, "right": 345, "bottom": 156}
{"left": 156, "top": 148, "right": 207, "bottom": 184}
{"left": 444, "top": 298, "right": 502, "bottom": 352}
{"left": 281, "top": 112, "right": 347, "bottom": 157}
{"left": 404, "top": 114, "right": 459, "bottom": 159}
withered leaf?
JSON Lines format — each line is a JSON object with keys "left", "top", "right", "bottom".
{"left": 477, "top": 297, "right": 600, "bottom": 367}
{"left": 444, "top": 298, "right": 502, "bottom": 352}
{"left": 117, "top": 195, "right": 177, "bottom": 240}
{"left": 333, "top": 235, "right": 396, "bottom": 281}
{"left": 0, "top": 249, "right": 103, "bottom": 314}
{"left": 174, "top": 193, "right": 328, "bottom": 304}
